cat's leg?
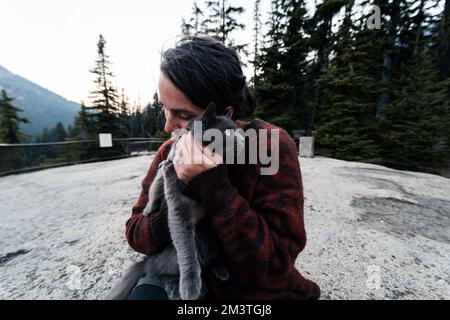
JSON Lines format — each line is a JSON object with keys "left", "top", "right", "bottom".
{"left": 143, "top": 163, "right": 166, "bottom": 216}
{"left": 162, "top": 161, "right": 202, "bottom": 300}
{"left": 138, "top": 246, "right": 179, "bottom": 300}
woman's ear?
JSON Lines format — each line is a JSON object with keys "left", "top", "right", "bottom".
{"left": 225, "top": 106, "right": 234, "bottom": 118}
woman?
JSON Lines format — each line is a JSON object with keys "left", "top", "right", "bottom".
{"left": 125, "top": 35, "right": 320, "bottom": 300}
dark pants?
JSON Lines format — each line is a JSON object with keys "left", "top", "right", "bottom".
{"left": 127, "top": 284, "right": 169, "bottom": 300}
{"left": 127, "top": 273, "right": 210, "bottom": 300}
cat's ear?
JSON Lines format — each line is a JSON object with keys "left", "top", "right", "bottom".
{"left": 200, "top": 102, "right": 216, "bottom": 125}
{"left": 225, "top": 106, "right": 234, "bottom": 118}
{"left": 203, "top": 102, "right": 216, "bottom": 118}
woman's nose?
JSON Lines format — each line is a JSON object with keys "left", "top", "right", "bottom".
{"left": 164, "top": 112, "right": 181, "bottom": 133}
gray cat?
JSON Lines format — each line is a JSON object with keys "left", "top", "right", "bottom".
{"left": 105, "top": 103, "right": 242, "bottom": 300}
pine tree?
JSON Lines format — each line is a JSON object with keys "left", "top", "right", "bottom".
{"left": 181, "top": 1, "right": 206, "bottom": 36}
{"left": 128, "top": 99, "right": 145, "bottom": 137}
{"left": 0, "top": 90, "right": 29, "bottom": 171}
{"left": 74, "top": 102, "right": 93, "bottom": 140}
{"left": 144, "top": 91, "right": 162, "bottom": 136}
{"left": 252, "top": 0, "right": 263, "bottom": 86}
{"left": 255, "top": 0, "right": 289, "bottom": 126}
{"left": 181, "top": 18, "right": 194, "bottom": 36}
{"left": 372, "top": 0, "right": 412, "bottom": 120}
{"left": 40, "top": 127, "right": 50, "bottom": 143}
{"left": 438, "top": 0, "right": 450, "bottom": 80}
{"left": 118, "top": 88, "right": 131, "bottom": 137}
{"left": 42, "top": 122, "right": 68, "bottom": 162}
{"left": 255, "top": 0, "right": 311, "bottom": 132}
{"left": 65, "top": 102, "right": 95, "bottom": 162}
{"left": 67, "top": 124, "right": 75, "bottom": 138}
{"left": 53, "top": 122, "right": 67, "bottom": 142}
{"left": 305, "top": 0, "right": 347, "bottom": 136}
{"left": 0, "top": 90, "right": 29, "bottom": 143}
{"left": 88, "top": 34, "right": 125, "bottom": 157}
{"left": 315, "top": 0, "right": 381, "bottom": 162}
{"left": 88, "top": 34, "right": 122, "bottom": 137}
{"left": 252, "top": 0, "right": 449, "bottom": 175}
{"left": 436, "top": 0, "right": 450, "bottom": 157}
{"left": 31, "top": 127, "right": 51, "bottom": 168}
{"left": 382, "top": 50, "right": 450, "bottom": 171}
{"left": 203, "top": 0, "right": 247, "bottom": 53}
{"left": 280, "top": 0, "right": 311, "bottom": 130}
{"left": 374, "top": 0, "right": 450, "bottom": 171}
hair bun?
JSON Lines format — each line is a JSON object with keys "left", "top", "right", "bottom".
{"left": 242, "top": 85, "right": 256, "bottom": 118}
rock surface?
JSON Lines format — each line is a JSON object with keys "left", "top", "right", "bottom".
{"left": 0, "top": 155, "right": 449, "bottom": 299}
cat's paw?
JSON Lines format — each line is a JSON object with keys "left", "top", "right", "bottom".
{"left": 162, "top": 161, "right": 177, "bottom": 183}
{"left": 162, "top": 161, "right": 174, "bottom": 174}
{"left": 142, "top": 203, "right": 151, "bottom": 216}
{"left": 179, "top": 271, "right": 202, "bottom": 300}
{"left": 143, "top": 198, "right": 160, "bottom": 216}
{"left": 165, "top": 279, "right": 180, "bottom": 300}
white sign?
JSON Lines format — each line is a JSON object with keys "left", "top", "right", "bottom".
{"left": 99, "top": 133, "right": 113, "bottom": 148}
{"left": 299, "top": 137, "right": 314, "bottom": 158}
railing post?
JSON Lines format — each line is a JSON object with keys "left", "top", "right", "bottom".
{"left": 299, "top": 136, "right": 315, "bottom": 158}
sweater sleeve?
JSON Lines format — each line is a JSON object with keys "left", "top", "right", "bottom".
{"left": 125, "top": 142, "right": 172, "bottom": 256}
{"left": 181, "top": 131, "right": 309, "bottom": 291}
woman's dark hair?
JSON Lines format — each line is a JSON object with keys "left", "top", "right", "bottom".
{"left": 160, "top": 35, "right": 256, "bottom": 120}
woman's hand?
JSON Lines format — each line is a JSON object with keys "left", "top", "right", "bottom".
{"left": 173, "top": 133, "right": 223, "bottom": 183}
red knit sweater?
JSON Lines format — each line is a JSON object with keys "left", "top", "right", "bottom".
{"left": 125, "top": 118, "right": 320, "bottom": 300}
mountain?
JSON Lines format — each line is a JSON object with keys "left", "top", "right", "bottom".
{"left": 0, "top": 64, "right": 80, "bottom": 141}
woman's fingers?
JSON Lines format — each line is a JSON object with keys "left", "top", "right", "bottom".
{"left": 173, "top": 132, "right": 222, "bottom": 183}
{"left": 176, "top": 133, "right": 214, "bottom": 165}
{"left": 201, "top": 145, "right": 223, "bottom": 165}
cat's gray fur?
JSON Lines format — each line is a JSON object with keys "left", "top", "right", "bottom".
{"left": 105, "top": 103, "right": 239, "bottom": 300}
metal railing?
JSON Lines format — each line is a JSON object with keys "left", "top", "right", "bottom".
{"left": 0, "top": 138, "right": 165, "bottom": 177}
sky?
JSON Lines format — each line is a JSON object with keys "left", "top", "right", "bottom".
{"left": 2, "top": 1, "right": 442, "bottom": 109}
{"left": 0, "top": 0, "right": 273, "bottom": 107}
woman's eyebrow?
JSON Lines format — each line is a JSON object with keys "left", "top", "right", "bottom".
{"left": 167, "top": 106, "right": 195, "bottom": 114}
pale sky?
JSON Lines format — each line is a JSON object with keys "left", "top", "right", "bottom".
{"left": 0, "top": 0, "right": 274, "bottom": 107}
{"left": 3, "top": 1, "right": 439, "bottom": 108}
